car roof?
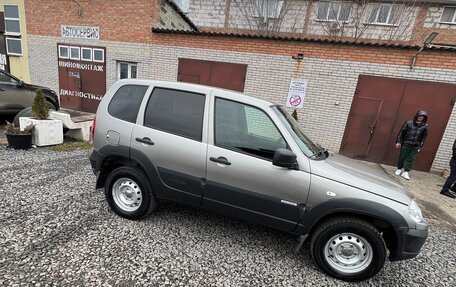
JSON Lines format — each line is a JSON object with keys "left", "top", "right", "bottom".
{"left": 116, "top": 79, "right": 277, "bottom": 109}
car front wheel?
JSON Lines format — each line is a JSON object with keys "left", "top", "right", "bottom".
{"left": 105, "top": 166, "right": 158, "bottom": 220}
{"left": 310, "top": 216, "right": 387, "bottom": 282}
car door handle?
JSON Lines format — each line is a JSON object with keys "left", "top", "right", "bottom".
{"left": 0, "top": 88, "right": 4, "bottom": 91}
{"left": 210, "top": 156, "right": 231, "bottom": 165}
{"left": 136, "top": 137, "right": 154, "bottom": 145}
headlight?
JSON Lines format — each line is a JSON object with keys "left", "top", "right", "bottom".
{"left": 409, "top": 199, "right": 424, "bottom": 224}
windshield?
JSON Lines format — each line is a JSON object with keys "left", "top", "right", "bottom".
{"left": 273, "top": 106, "right": 325, "bottom": 158}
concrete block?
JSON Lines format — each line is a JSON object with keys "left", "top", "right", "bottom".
{"left": 19, "top": 117, "right": 64, "bottom": 146}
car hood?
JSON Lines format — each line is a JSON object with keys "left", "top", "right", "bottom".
{"left": 309, "top": 153, "right": 413, "bottom": 205}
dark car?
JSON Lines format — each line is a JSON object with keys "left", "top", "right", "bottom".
{"left": 0, "top": 69, "right": 60, "bottom": 115}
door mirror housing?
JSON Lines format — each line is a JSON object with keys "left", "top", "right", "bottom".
{"left": 273, "top": 148, "right": 298, "bottom": 169}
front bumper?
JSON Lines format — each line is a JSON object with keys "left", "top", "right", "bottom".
{"left": 390, "top": 223, "right": 428, "bottom": 261}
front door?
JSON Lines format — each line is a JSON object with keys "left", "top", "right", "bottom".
{"left": 131, "top": 86, "right": 209, "bottom": 206}
{"left": 203, "top": 97, "right": 310, "bottom": 232}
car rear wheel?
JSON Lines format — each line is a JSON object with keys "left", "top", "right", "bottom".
{"left": 105, "top": 166, "right": 158, "bottom": 220}
{"left": 310, "top": 216, "right": 387, "bottom": 282}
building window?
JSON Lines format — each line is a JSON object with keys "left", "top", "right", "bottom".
{"left": 70, "top": 47, "right": 80, "bottom": 60}
{"left": 93, "top": 48, "right": 104, "bottom": 62}
{"left": 368, "top": 4, "right": 398, "bottom": 25}
{"left": 173, "top": 0, "right": 189, "bottom": 13}
{"left": 118, "top": 62, "right": 137, "bottom": 80}
{"left": 441, "top": 7, "right": 456, "bottom": 24}
{"left": 6, "top": 38, "right": 22, "bottom": 56}
{"left": 4, "top": 5, "right": 20, "bottom": 35}
{"left": 81, "top": 47, "right": 92, "bottom": 61}
{"left": 58, "top": 45, "right": 69, "bottom": 59}
{"left": 316, "top": 1, "right": 352, "bottom": 22}
{"left": 253, "top": 0, "right": 284, "bottom": 19}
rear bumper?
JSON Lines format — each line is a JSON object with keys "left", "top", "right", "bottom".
{"left": 89, "top": 149, "right": 103, "bottom": 175}
{"left": 390, "top": 225, "right": 428, "bottom": 261}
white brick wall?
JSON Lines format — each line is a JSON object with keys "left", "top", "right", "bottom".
{"left": 186, "top": 0, "right": 227, "bottom": 28}
{"left": 28, "top": 35, "right": 456, "bottom": 170}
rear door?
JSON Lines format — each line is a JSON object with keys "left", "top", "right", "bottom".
{"left": 203, "top": 96, "right": 310, "bottom": 232}
{"left": 131, "top": 85, "right": 210, "bottom": 206}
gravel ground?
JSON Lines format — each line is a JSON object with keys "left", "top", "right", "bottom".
{"left": 0, "top": 147, "right": 455, "bottom": 286}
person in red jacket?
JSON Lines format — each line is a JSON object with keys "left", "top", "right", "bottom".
{"left": 395, "top": 111, "right": 429, "bottom": 180}
{"left": 440, "top": 139, "right": 456, "bottom": 198}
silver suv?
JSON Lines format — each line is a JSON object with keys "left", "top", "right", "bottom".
{"left": 90, "top": 80, "right": 428, "bottom": 281}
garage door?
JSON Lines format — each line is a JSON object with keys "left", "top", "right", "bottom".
{"left": 178, "top": 58, "right": 247, "bottom": 92}
{"left": 340, "top": 75, "right": 456, "bottom": 171}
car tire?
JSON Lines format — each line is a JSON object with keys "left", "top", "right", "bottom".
{"left": 310, "top": 216, "right": 387, "bottom": 282}
{"left": 104, "top": 166, "right": 158, "bottom": 220}
{"left": 46, "top": 100, "right": 57, "bottom": 111}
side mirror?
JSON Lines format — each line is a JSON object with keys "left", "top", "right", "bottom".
{"left": 273, "top": 148, "right": 298, "bottom": 169}
{"left": 18, "top": 80, "right": 24, "bottom": 87}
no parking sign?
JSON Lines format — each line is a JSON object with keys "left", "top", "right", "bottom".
{"left": 286, "top": 79, "right": 307, "bottom": 109}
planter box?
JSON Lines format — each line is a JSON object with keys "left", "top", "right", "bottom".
{"left": 19, "top": 117, "right": 63, "bottom": 146}
{"left": 5, "top": 133, "right": 33, "bottom": 150}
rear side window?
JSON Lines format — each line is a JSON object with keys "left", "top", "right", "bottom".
{"left": 144, "top": 88, "right": 205, "bottom": 141}
{"left": 108, "top": 85, "right": 148, "bottom": 123}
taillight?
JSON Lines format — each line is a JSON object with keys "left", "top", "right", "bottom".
{"left": 91, "top": 116, "right": 96, "bottom": 140}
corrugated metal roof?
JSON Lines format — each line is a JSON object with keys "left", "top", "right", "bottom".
{"left": 151, "top": 27, "right": 456, "bottom": 51}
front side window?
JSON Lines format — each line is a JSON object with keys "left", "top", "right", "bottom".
{"left": 144, "top": 88, "right": 205, "bottom": 141}
{"left": 118, "top": 62, "right": 138, "bottom": 80}
{"left": 4, "top": 5, "right": 20, "bottom": 35}
{"left": 273, "top": 106, "right": 322, "bottom": 158}
{"left": 215, "top": 98, "right": 287, "bottom": 161}
{"left": 108, "top": 85, "right": 149, "bottom": 123}
{"left": 317, "top": 1, "right": 352, "bottom": 22}
{"left": 441, "top": 7, "right": 456, "bottom": 23}
{"left": 368, "top": 4, "right": 398, "bottom": 25}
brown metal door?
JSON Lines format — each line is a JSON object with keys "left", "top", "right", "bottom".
{"left": 383, "top": 80, "right": 456, "bottom": 171}
{"left": 341, "top": 76, "right": 405, "bottom": 161}
{"left": 341, "top": 75, "right": 456, "bottom": 171}
{"left": 178, "top": 58, "right": 247, "bottom": 92}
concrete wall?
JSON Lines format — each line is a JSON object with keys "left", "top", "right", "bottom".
{"left": 28, "top": 34, "right": 456, "bottom": 170}
{"left": 186, "top": 0, "right": 227, "bottom": 28}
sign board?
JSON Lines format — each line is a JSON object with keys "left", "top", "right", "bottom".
{"left": 61, "top": 25, "right": 100, "bottom": 40}
{"left": 0, "top": 37, "right": 10, "bottom": 72}
{"left": 57, "top": 44, "right": 106, "bottom": 113}
{"left": 286, "top": 79, "right": 307, "bottom": 109}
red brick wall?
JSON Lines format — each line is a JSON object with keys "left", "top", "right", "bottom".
{"left": 25, "top": 0, "right": 159, "bottom": 43}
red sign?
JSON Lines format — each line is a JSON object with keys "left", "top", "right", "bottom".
{"left": 289, "top": 95, "right": 302, "bottom": 107}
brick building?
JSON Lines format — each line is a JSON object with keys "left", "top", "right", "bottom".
{"left": 23, "top": 0, "right": 456, "bottom": 171}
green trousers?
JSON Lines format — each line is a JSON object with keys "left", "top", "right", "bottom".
{"left": 397, "top": 144, "right": 420, "bottom": 172}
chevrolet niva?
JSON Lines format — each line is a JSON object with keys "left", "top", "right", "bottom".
{"left": 90, "top": 80, "right": 428, "bottom": 281}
